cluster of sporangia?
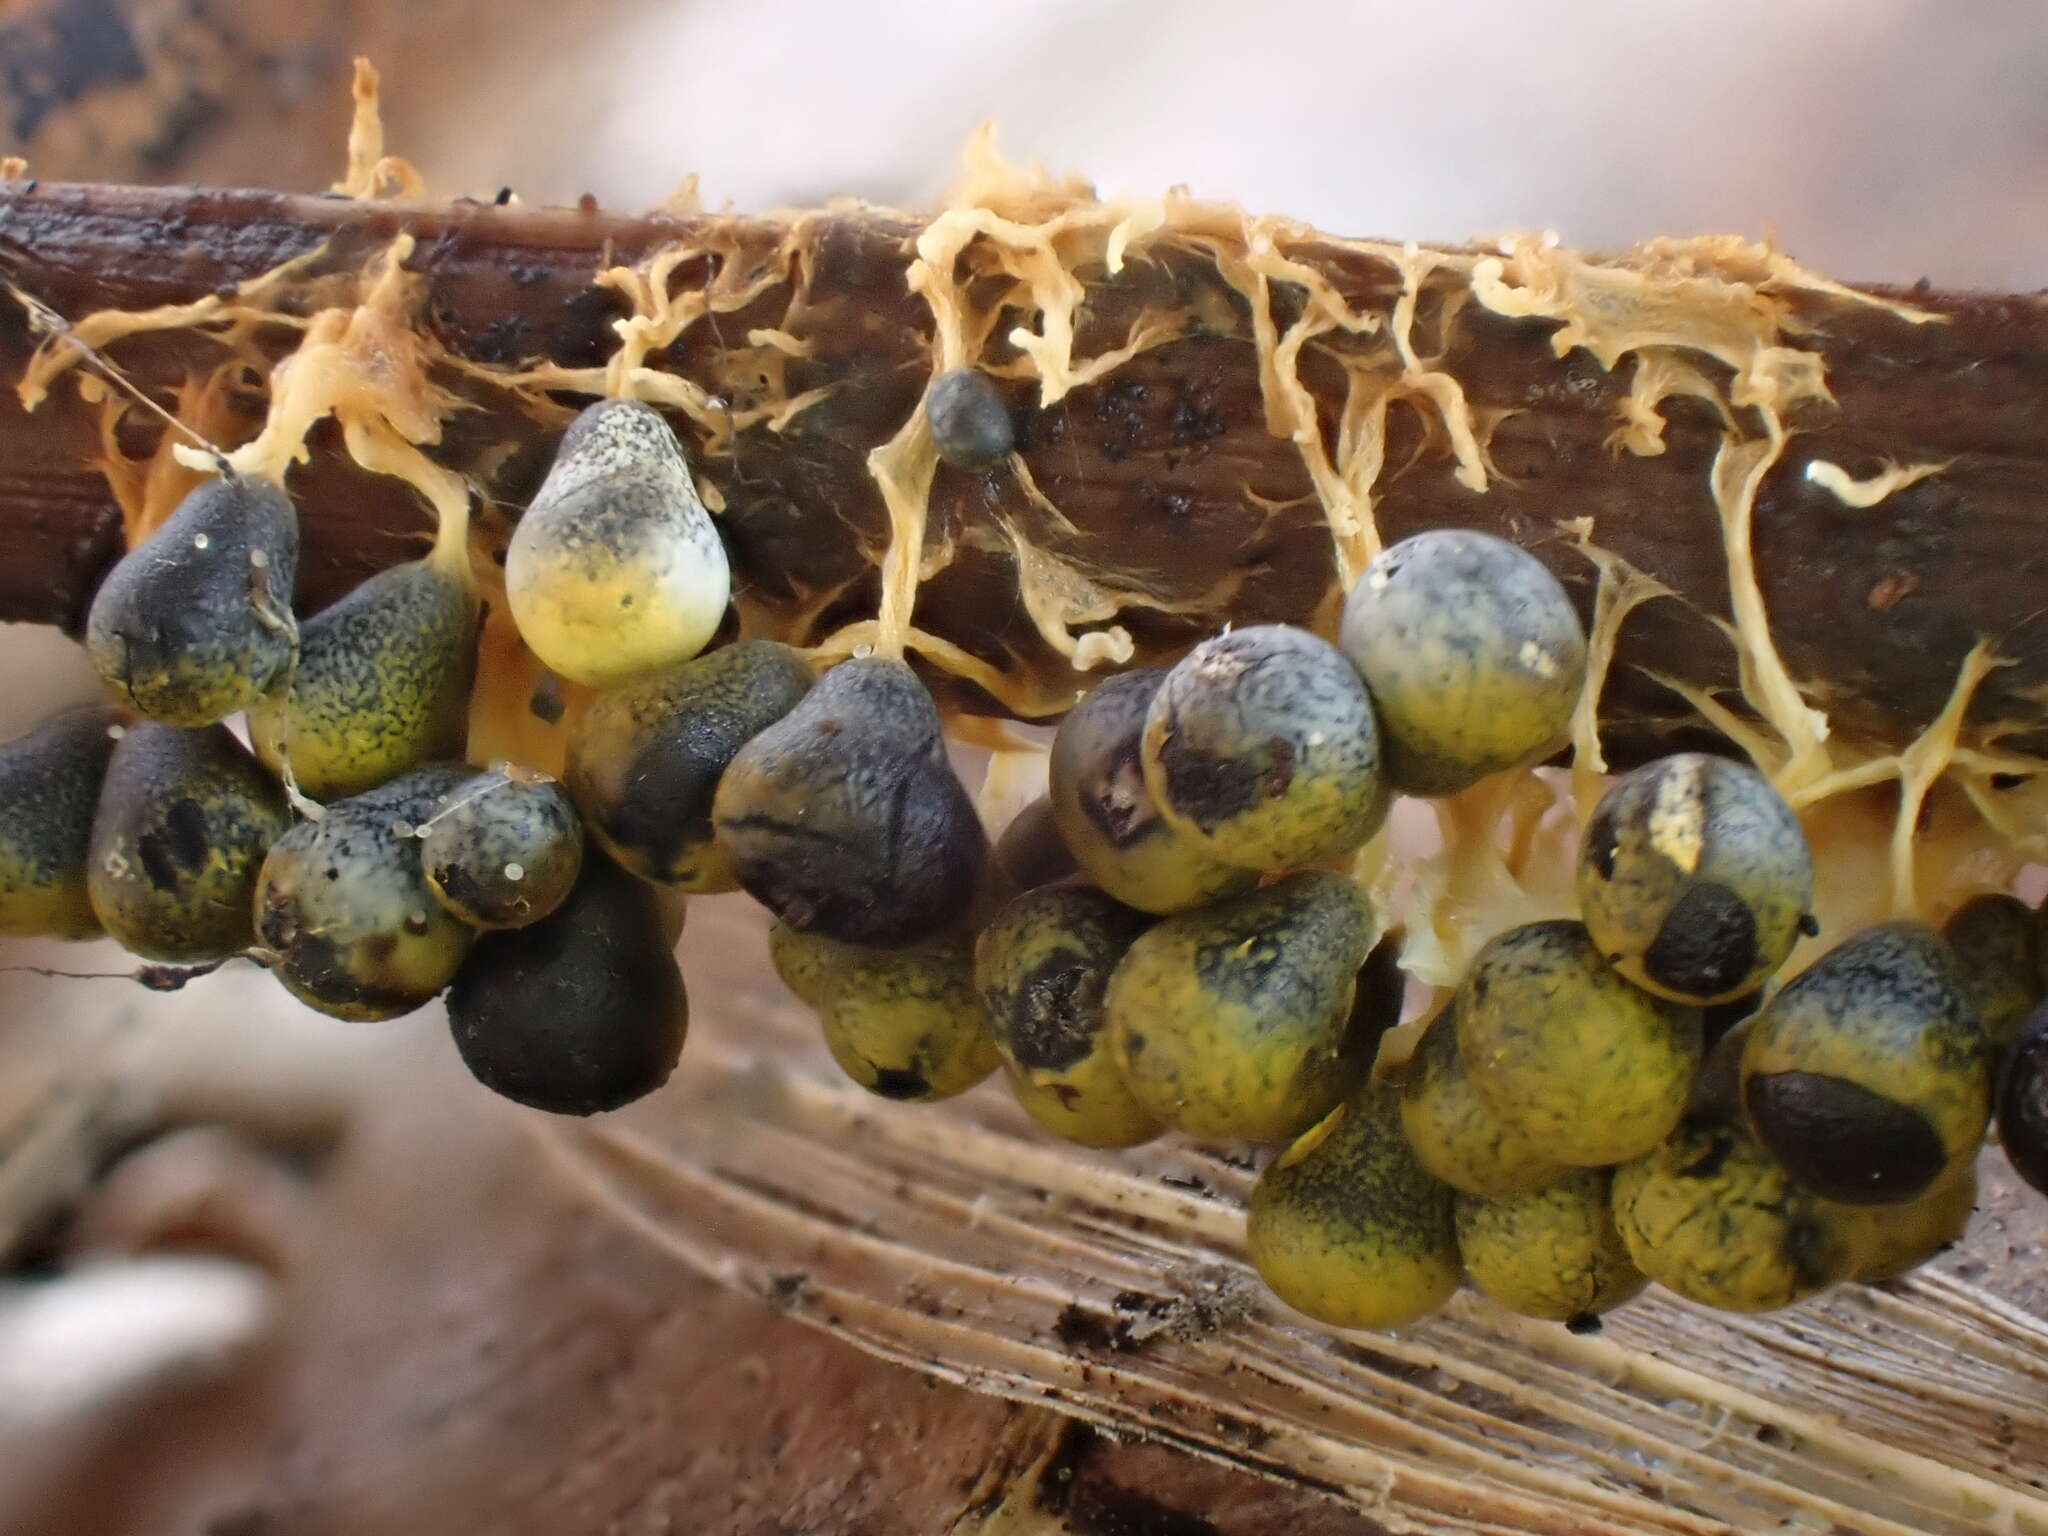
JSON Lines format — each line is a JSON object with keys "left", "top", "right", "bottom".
{"left": 3, "top": 366, "right": 2047, "bottom": 1334}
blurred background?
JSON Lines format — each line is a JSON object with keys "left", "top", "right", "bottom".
{"left": 2, "top": 0, "right": 2047, "bottom": 1530}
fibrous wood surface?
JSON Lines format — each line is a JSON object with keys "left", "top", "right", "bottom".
{"left": 7, "top": 122, "right": 2048, "bottom": 1535}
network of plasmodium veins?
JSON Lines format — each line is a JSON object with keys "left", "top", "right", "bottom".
{"left": 1, "top": 368, "right": 2044, "bottom": 1335}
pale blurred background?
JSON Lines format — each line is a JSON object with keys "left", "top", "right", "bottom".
{"left": 1, "top": 0, "right": 2047, "bottom": 1529}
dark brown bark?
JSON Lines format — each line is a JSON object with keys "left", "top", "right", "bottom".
{"left": 1, "top": 179, "right": 2046, "bottom": 757}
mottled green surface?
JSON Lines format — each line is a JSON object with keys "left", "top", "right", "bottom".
{"left": 447, "top": 851, "right": 687, "bottom": 1116}
{"left": 1247, "top": 1082, "right": 1460, "bottom": 1331}
{"left": 1457, "top": 920, "right": 1700, "bottom": 1167}
{"left": 0, "top": 707, "right": 120, "bottom": 939}
{"left": 1854, "top": 1159, "right": 1977, "bottom": 1283}
{"left": 1943, "top": 893, "right": 2041, "bottom": 1050}
{"left": 1047, "top": 668, "right": 1253, "bottom": 915}
{"left": 1454, "top": 1169, "right": 1645, "bottom": 1323}
{"left": 767, "top": 921, "right": 846, "bottom": 1008}
{"left": 1106, "top": 870, "right": 1376, "bottom": 1141}
{"left": 1612, "top": 1113, "right": 1868, "bottom": 1313}
{"left": 818, "top": 937, "right": 999, "bottom": 1103}
{"left": 254, "top": 765, "right": 475, "bottom": 1021}
{"left": 88, "top": 721, "right": 289, "bottom": 961}
{"left": 1399, "top": 1002, "right": 1566, "bottom": 1197}
{"left": 1140, "top": 625, "right": 1385, "bottom": 872}
{"left": 713, "top": 657, "right": 985, "bottom": 947}
{"left": 1338, "top": 529, "right": 1585, "bottom": 797}
{"left": 975, "top": 884, "right": 1160, "bottom": 1148}
{"left": 249, "top": 558, "right": 475, "bottom": 800}
{"left": 1741, "top": 920, "right": 1991, "bottom": 1204}
{"left": 86, "top": 477, "right": 298, "bottom": 727}
{"left": 567, "top": 640, "right": 813, "bottom": 892}
{"left": 507, "top": 399, "right": 730, "bottom": 687}
{"left": 419, "top": 766, "right": 583, "bottom": 929}
{"left": 1579, "top": 753, "right": 1814, "bottom": 1004}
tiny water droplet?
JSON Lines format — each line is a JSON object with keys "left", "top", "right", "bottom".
{"left": 193, "top": 532, "right": 210, "bottom": 550}
{"left": 504, "top": 862, "right": 525, "bottom": 882}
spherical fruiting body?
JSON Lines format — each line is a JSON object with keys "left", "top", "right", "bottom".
{"left": 1338, "top": 529, "right": 1586, "bottom": 797}
{"left": 767, "top": 920, "right": 845, "bottom": 1008}
{"left": 1047, "top": 668, "right": 1253, "bottom": 915}
{"left": 418, "top": 764, "right": 583, "bottom": 929}
{"left": 1400, "top": 1002, "right": 1567, "bottom": 1198}
{"left": 1105, "top": 870, "right": 1378, "bottom": 1141}
{"left": 1994, "top": 1002, "right": 2048, "bottom": 1198}
{"left": 1741, "top": 921, "right": 1991, "bottom": 1206}
{"left": 988, "top": 795, "right": 1079, "bottom": 900}
{"left": 1578, "top": 753, "right": 1814, "bottom": 1005}
{"left": 975, "top": 884, "right": 1160, "bottom": 1148}
{"left": 566, "top": 640, "right": 813, "bottom": 892}
{"left": 1854, "top": 1160, "right": 1977, "bottom": 1283}
{"left": 925, "top": 368, "right": 1014, "bottom": 471}
{"left": 88, "top": 721, "right": 289, "bottom": 960}
{"left": 0, "top": 707, "right": 122, "bottom": 939}
{"left": 1457, "top": 919, "right": 1700, "bottom": 1167}
{"left": 1454, "top": 1170, "right": 1646, "bottom": 1323}
{"left": 1247, "top": 1083, "right": 1460, "bottom": 1331}
{"left": 506, "top": 399, "right": 730, "bottom": 687}
{"left": 85, "top": 477, "right": 299, "bottom": 727}
{"left": 713, "top": 656, "right": 986, "bottom": 947}
{"left": 1140, "top": 625, "right": 1385, "bottom": 872}
{"left": 1942, "top": 893, "right": 2041, "bottom": 1051}
{"left": 248, "top": 557, "right": 475, "bottom": 801}
{"left": 253, "top": 764, "right": 475, "bottom": 1021}
{"left": 818, "top": 938, "right": 999, "bottom": 1102}
{"left": 447, "top": 851, "right": 687, "bottom": 1115}
{"left": 1612, "top": 1113, "right": 1869, "bottom": 1312}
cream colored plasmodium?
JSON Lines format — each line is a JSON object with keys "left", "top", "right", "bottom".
{"left": 507, "top": 399, "right": 731, "bottom": 688}
{"left": 1248, "top": 1081, "right": 1460, "bottom": 1332}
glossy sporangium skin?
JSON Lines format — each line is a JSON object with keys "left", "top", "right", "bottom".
{"left": 1338, "top": 529, "right": 1586, "bottom": 797}
{"left": 1741, "top": 921, "right": 1992, "bottom": 1206}
{"left": 1105, "top": 870, "right": 1378, "bottom": 1141}
{"left": 712, "top": 656, "right": 986, "bottom": 948}
{"left": 0, "top": 706, "right": 123, "bottom": 939}
{"left": 253, "top": 764, "right": 476, "bottom": 1022}
{"left": 507, "top": 399, "right": 731, "bottom": 688}
{"left": 248, "top": 557, "right": 476, "bottom": 801}
{"left": 447, "top": 850, "right": 688, "bottom": 1116}
{"left": 1942, "top": 892, "right": 2042, "bottom": 1050}
{"left": 925, "top": 368, "right": 1015, "bottom": 472}
{"left": 88, "top": 720, "right": 290, "bottom": 961}
{"left": 1578, "top": 753, "right": 1814, "bottom": 1005}
{"left": 1247, "top": 1083, "right": 1460, "bottom": 1331}
{"left": 1457, "top": 919, "right": 1701, "bottom": 1167}
{"left": 1047, "top": 668, "right": 1253, "bottom": 915}
{"left": 1454, "top": 1169, "right": 1646, "bottom": 1324}
{"left": 1400, "top": 1000, "right": 1567, "bottom": 1198}
{"left": 86, "top": 477, "right": 299, "bottom": 728}
{"left": 1995, "top": 1001, "right": 2048, "bottom": 1199}
{"left": 818, "top": 936, "right": 999, "bottom": 1103}
{"left": 975, "top": 883, "right": 1160, "bottom": 1148}
{"left": 418, "top": 764, "right": 583, "bottom": 929}
{"left": 1141, "top": 625, "right": 1386, "bottom": 873}
{"left": 567, "top": 639, "right": 814, "bottom": 893}
{"left": 1612, "top": 1110, "right": 1870, "bottom": 1313}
